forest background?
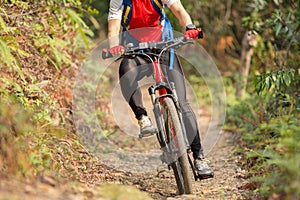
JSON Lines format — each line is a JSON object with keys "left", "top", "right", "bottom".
{"left": 0, "top": 0, "right": 299, "bottom": 199}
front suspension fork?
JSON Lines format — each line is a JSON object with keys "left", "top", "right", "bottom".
{"left": 149, "top": 86, "right": 168, "bottom": 150}
{"left": 170, "top": 82, "right": 190, "bottom": 151}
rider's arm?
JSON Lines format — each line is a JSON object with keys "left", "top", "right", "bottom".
{"left": 108, "top": 0, "right": 122, "bottom": 48}
{"left": 168, "top": 1, "right": 193, "bottom": 30}
{"left": 108, "top": 19, "right": 121, "bottom": 48}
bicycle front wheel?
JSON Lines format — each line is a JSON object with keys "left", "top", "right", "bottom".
{"left": 161, "top": 97, "right": 193, "bottom": 194}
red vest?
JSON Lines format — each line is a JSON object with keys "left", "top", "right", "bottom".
{"left": 127, "top": 0, "right": 162, "bottom": 42}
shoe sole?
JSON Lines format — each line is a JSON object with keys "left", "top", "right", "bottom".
{"left": 198, "top": 173, "right": 214, "bottom": 180}
{"left": 139, "top": 131, "right": 157, "bottom": 138}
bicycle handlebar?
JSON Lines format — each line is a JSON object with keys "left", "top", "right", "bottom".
{"left": 102, "top": 36, "right": 193, "bottom": 59}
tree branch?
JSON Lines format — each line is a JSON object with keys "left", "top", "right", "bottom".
{"left": 282, "top": 35, "right": 295, "bottom": 68}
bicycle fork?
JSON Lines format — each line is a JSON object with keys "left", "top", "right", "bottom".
{"left": 149, "top": 59, "right": 174, "bottom": 164}
{"left": 148, "top": 59, "right": 191, "bottom": 164}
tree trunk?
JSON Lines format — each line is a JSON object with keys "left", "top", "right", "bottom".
{"left": 236, "top": 31, "right": 258, "bottom": 97}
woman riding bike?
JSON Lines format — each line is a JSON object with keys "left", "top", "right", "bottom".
{"left": 107, "top": 0, "right": 213, "bottom": 179}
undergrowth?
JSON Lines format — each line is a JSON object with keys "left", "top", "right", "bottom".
{"left": 0, "top": 0, "right": 95, "bottom": 180}
{"left": 226, "top": 69, "right": 300, "bottom": 199}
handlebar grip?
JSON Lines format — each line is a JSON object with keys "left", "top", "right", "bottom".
{"left": 102, "top": 48, "right": 113, "bottom": 59}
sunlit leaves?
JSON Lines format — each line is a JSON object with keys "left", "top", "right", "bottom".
{"left": 65, "top": 8, "right": 94, "bottom": 49}
{"left": 268, "top": 9, "right": 300, "bottom": 41}
{"left": 0, "top": 39, "right": 17, "bottom": 68}
{"left": 254, "top": 69, "right": 296, "bottom": 95}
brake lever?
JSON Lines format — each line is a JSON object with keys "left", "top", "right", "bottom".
{"left": 102, "top": 48, "right": 124, "bottom": 61}
{"left": 102, "top": 48, "right": 113, "bottom": 59}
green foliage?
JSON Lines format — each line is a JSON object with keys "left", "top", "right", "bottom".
{"left": 0, "top": 74, "right": 60, "bottom": 175}
{"left": 0, "top": 38, "right": 18, "bottom": 69}
{"left": 244, "top": 1, "right": 299, "bottom": 66}
{"left": 80, "top": 1, "right": 108, "bottom": 38}
{"left": 266, "top": 6, "right": 300, "bottom": 45}
{"left": 228, "top": 71, "right": 300, "bottom": 198}
{"left": 254, "top": 69, "right": 296, "bottom": 94}
{"left": 99, "top": 184, "right": 152, "bottom": 200}
{"left": 0, "top": 93, "right": 66, "bottom": 177}
{"left": 227, "top": 93, "right": 300, "bottom": 199}
{"left": 249, "top": 116, "right": 300, "bottom": 199}
{"left": 0, "top": 0, "right": 92, "bottom": 72}
{"left": 227, "top": 3, "right": 300, "bottom": 191}
{"left": 34, "top": 36, "right": 73, "bottom": 70}
{"left": 0, "top": 96, "right": 33, "bottom": 177}
{"left": 0, "top": 0, "right": 96, "bottom": 179}
{"left": 253, "top": 68, "right": 299, "bottom": 118}
{"left": 64, "top": 8, "right": 94, "bottom": 48}
{"left": 231, "top": 71, "right": 300, "bottom": 198}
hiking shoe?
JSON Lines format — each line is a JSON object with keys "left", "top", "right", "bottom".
{"left": 194, "top": 158, "right": 214, "bottom": 180}
{"left": 138, "top": 115, "right": 157, "bottom": 138}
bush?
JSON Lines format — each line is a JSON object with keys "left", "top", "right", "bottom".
{"left": 0, "top": 96, "right": 34, "bottom": 177}
{"left": 226, "top": 68, "right": 300, "bottom": 199}
{"left": 0, "top": 0, "right": 94, "bottom": 179}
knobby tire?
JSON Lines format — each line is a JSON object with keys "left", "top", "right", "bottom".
{"left": 162, "top": 97, "right": 193, "bottom": 194}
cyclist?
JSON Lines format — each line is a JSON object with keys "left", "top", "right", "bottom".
{"left": 107, "top": 0, "right": 214, "bottom": 179}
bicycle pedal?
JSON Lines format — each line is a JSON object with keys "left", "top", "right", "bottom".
{"left": 198, "top": 172, "right": 214, "bottom": 180}
{"left": 138, "top": 131, "right": 157, "bottom": 138}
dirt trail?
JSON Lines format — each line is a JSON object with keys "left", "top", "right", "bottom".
{"left": 0, "top": 66, "right": 251, "bottom": 200}
{"left": 91, "top": 74, "right": 251, "bottom": 199}
{"left": 111, "top": 131, "right": 250, "bottom": 200}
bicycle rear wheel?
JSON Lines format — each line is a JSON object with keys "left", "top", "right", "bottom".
{"left": 161, "top": 97, "right": 193, "bottom": 194}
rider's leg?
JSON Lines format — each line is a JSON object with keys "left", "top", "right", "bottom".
{"left": 119, "top": 57, "right": 148, "bottom": 119}
{"left": 164, "top": 54, "right": 214, "bottom": 179}
{"left": 162, "top": 54, "right": 203, "bottom": 158}
{"left": 119, "top": 57, "right": 156, "bottom": 137}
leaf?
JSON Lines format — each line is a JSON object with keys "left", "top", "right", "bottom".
{"left": 48, "top": 37, "right": 72, "bottom": 69}
{"left": 254, "top": 76, "right": 263, "bottom": 94}
{"left": 271, "top": 72, "right": 277, "bottom": 82}
{"left": 64, "top": 8, "right": 93, "bottom": 49}
{"left": 8, "top": 42, "right": 30, "bottom": 58}
{"left": 283, "top": 72, "right": 291, "bottom": 87}
{"left": 260, "top": 74, "right": 268, "bottom": 92}
{"left": 0, "top": 38, "right": 17, "bottom": 68}
{"left": 288, "top": 69, "right": 295, "bottom": 79}
{"left": 275, "top": 77, "right": 280, "bottom": 91}
{"left": 16, "top": 48, "right": 30, "bottom": 57}
{"left": 65, "top": 8, "right": 87, "bottom": 29}
{"left": 275, "top": 23, "right": 282, "bottom": 36}
{"left": 265, "top": 75, "right": 272, "bottom": 90}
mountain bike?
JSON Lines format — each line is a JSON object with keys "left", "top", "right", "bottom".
{"left": 102, "top": 36, "right": 201, "bottom": 194}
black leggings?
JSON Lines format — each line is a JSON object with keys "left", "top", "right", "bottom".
{"left": 118, "top": 53, "right": 203, "bottom": 159}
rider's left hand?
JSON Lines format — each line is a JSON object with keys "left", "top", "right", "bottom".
{"left": 184, "top": 28, "right": 202, "bottom": 39}
{"left": 109, "top": 45, "right": 124, "bottom": 56}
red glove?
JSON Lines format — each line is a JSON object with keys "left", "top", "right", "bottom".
{"left": 184, "top": 28, "right": 202, "bottom": 39}
{"left": 109, "top": 45, "right": 124, "bottom": 56}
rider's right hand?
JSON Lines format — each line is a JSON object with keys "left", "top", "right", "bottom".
{"left": 184, "top": 28, "right": 203, "bottom": 39}
{"left": 109, "top": 45, "right": 124, "bottom": 56}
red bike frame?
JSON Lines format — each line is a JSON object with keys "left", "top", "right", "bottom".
{"left": 152, "top": 60, "right": 167, "bottom": 96}
{"left": 152, "top": 59, "right": 181, "bottom": 152}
